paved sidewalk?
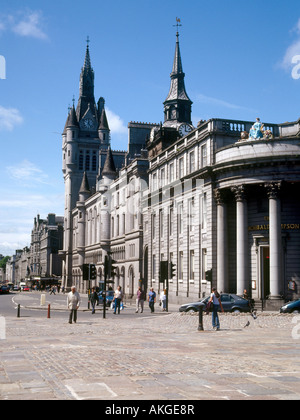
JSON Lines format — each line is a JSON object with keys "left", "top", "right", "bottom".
{"left": 1, "top": 309, "right": 300, "bottom": 400}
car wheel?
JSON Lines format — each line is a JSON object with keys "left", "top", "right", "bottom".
{"left": 293, "top": 309, "right": 300, "bottom": 314}
{"left": 187, "top": 308, "right": 197, "bottom": 313}
{"left": 232, "top": 308, "right": 241, "bottom": 314}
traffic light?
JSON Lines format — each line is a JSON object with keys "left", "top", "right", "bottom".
{"left": 110, "top": 258, "right": 117, "bottom": 278}
{"left": 160, "top": 261, "right": 168, "bottom": 282}
{"left": 90, "top": 264, "right": 97, "bottom": 280}
{"left": 82, "top": 264, "right": 89, "bottom": 281}
{"left": 205, "top": 269, "right": 212, "bottom": 282}
{"left": 170, "top": 261, "right": 176, "bottom": 279}
{"left": 104, "top": 256, "right": 109, "bottom": 280}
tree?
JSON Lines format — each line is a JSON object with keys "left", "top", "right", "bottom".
{"left": 0, "top": 256, "right": 10, "bottom": 273}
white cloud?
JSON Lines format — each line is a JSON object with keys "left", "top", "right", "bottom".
{"left": 0, "top": 10, "right": 48, "bottom": 40}
{"left": 196, "top": 94, "right": 256, "bottom": 112}
{"left": 6, "top": 160, "right": 50, "bottom": 186}
{"left": 106, "top": 108, "right": 127, "bottom": 135}
{"left": 12, "top": 11, "right": 48, "bottom": 40}
{"left": 281, "top": 18, "right": 300, "bottom": 71}
{"left": 0, "top": 106, "right": 23, "bottom": 131}
{"left": 0, "top": 190, "right": 64, "bottom": 256}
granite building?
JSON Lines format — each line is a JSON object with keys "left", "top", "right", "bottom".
{"left": 61, "top": 34, "right": 300, "bottom": 309}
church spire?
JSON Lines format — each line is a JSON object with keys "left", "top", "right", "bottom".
{"left": 76, "top": 38, "right": 96, "bottom": 122}
{"left": 163, "top": 28, "right": 192, "bottom": 126}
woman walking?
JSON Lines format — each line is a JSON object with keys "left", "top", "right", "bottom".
{"left": 208, "top": 288, "right": 224, "bottom": 330}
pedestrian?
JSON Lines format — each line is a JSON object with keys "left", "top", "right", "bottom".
{"left": 90, "top": 287, "right": 99, "bottom": 314}
{"left": 135, "top": 287, "right": 145, "bottom": 313}
{"left": 208, "top": 287, "right": 224, "bottom": 330}
{"left": 243, "top": 289, "right": 249, "bottom": 300}
{"left": 160, "top": 288, "right": 167, "bottom": 311}
{"left": 67, "top": 286, "right": 81, "bottom": 324}
{"left": 50, "top": 286, "right": 56, "bottom": 295}
{"left": 113, "top": 286, "right": 123, "bottom": 315}
{"left": 148, "top": 287, "right": 156, "bottom": 313}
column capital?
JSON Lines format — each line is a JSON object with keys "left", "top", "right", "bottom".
{"left": 231, "top": 185, "right": 247, "bottom": 202}
{"left": 265, "top": 181, "right": 282, "bottom": 199}
{"left": 214, "top": 188, "right": 227, "bottom": 205}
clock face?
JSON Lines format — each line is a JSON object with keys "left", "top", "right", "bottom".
{"left": 179, "top": 124, "right": 192, "bottom": 137}
{"left": 83, "top": 118, "right": 94, "bottom": 129}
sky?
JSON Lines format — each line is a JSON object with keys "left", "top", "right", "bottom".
{"left": 1, "top": 0, "right": 300, "bottom": 257}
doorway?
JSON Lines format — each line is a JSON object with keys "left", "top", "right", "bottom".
{"left": 260, "top": 246, "right": 270, "bottom": 299}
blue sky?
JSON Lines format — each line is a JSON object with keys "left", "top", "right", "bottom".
{"left": 0, "top": 0, "right": 300, "bottom": 256}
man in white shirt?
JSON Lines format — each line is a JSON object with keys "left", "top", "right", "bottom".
{"left": 113, "top": 286, "right": 123, "bottom": 315}
{"left": 67, "top": 286, "right": 81, "bottom": 324}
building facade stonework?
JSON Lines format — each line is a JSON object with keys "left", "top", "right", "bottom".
{"left": 60, "top": 34, "right": 300, "bottom": 309}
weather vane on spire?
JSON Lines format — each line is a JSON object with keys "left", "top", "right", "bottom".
{"left": 86, "top": 36, "right": 90, "bottom": 47}
{"left": 173, "top": 17, "right": 182, "bottom": 34}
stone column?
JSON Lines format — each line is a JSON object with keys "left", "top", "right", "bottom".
{"left": 231, "top": 185, "right": 249, "bottom": 296}
{"left": 265, "top": 182, "right": 282, "bottom": 299}
{"left": 214, "top": 189, "right": 228, "bottom": 293}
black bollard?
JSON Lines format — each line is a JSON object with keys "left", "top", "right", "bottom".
{"left": 198, "top": 304, "right": 204, "bottom": 331}
{"left": 17, "top": 304, "right": 20, "bottom": 318}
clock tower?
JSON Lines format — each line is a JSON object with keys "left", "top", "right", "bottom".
{"left": 61, "top": 40, "right": 115, "bottom": 289}
{"left": 163, "top": 30, "right": 193, "bottom": 133}
{"left": 148, "top": 29, "right": 194, "bottom": 159}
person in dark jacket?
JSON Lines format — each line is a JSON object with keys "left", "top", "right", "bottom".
{"left": 90, "top": 287, "right": 99, "bottom": 314}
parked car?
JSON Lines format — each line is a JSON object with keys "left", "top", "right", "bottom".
{"left": 280, "top": 299, "right": 300, "bottom": 314}
{"left": 179, "top": 293, "right": 251, "bottom": 313}
{"left": 0, "top": 285, "right": 10, "bottom": 294}
{"left": 97, "top": 290, "right": 115, "bottom": 307}
{"left": 23, "top": 287, "right": 30, "bottom": 292}
{"left": 13, "top": 285, "right": 21, "bottom": 291}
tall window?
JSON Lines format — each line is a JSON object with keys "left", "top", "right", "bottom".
{"left": 179, "top": 157, "right": 184, "bottom": 178}
{"left": 169, "top": 163, "right": 175, "bottom": 183}
{"left": 85, "top": 151, "right": 90, "bottom": 171}
{"left": 152, "top": 254, "right": 156, "bottom": 280}
{"left": 201, "top": 193, "right": 207, "bottom": 229}
{"left": 159, "top": 210, "right": 164, "bottom": 238}
{"left": 179, "top": 251, "right": 184, "bottom": 280}
{"left": 201, "top": 144, "right": 207, "bottom": 167}
{"left": 190, "top": 250, "right": 195, "bottom": 280}
{"left": 189, "top": 197, "right": 195, "bottom": 232}
{"left": 189, "top": 151, "right": 195, "bottom": 173}
{"left": 152, "top": 213, "right": 156, "bottom": 240}
{"left": 160, "top": 168, "right": 166, "bottom": 187}
{"left": 116, "top": 215, "right": 119, "bottom": 236}
{"left": 92, "top": 151, "right": 97, "bottom": 171}
{"left": 122, "top": 213, "right": 126, "bottom": 235}
{"left": 169, "top": 207, "right": 174, "bottom": 236}
{"left": 202, "top": 248, "right": 207, "bottom": 280}
{"left": 152, "top": 173, "right": 157, "bottom": 191}
{"left": 178, "top": 203, "right": 183, "bottom": 235}
{"left": 79, "top": 151, "right": 84, "bottom": 170}
{"left": 111, "top": 216, "right": 114, "bottom": 237}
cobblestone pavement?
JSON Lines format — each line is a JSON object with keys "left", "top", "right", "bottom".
{"left": 1, "top": 306, "right": 300, "bottom": 401}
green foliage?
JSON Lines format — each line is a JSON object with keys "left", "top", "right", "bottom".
{"left": 0, "top": 256, "right": 10, "bottom": 272}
